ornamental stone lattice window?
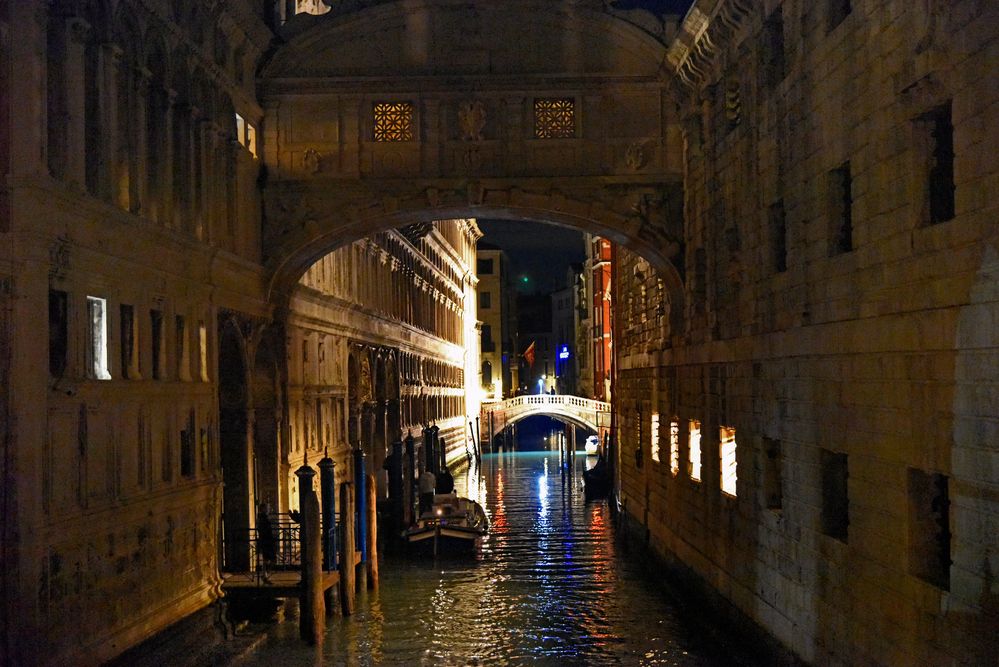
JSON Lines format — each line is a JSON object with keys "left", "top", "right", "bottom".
{"left": 373, "top": 102, "right": 415, "bottom": 142}
{"left": 534, "top": 98, "right": 575, "bottom": 138}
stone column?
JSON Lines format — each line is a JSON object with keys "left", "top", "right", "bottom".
{"left": 422, "top": 98, "right": 441, "bottom": 176}
{"left": 98, "top": 41, "right": 123, "bottom": 202}
{"left": 160, "top": 88, "right": 177, "bottom": 227}
{"left": 503, "top": 96, "right": 525, "bottom": 173}
{"left": 341, "top": 96, "right": 361, "bottom": 176}
{"left": 62, "top": 16, "right": 90, "bottom": 187}
{"left": 131, "top": 67, "right": 150, "bottom": 215}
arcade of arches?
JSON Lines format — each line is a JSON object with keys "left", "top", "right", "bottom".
{"left": 1, "top": 0, "right": 997, "bottom": 665}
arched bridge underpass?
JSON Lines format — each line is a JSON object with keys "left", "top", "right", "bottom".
{"left": 481, "top": 395, "right": 612, "bottom": 443}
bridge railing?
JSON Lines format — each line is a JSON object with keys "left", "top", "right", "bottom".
{"left": 483, "top": 394, "right": 610, "bottom": 415}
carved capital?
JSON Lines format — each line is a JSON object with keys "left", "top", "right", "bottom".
{"left": 67, "top": 16, "right": 91, "bottom": 44}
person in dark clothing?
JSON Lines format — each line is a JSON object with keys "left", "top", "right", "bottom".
{"left": 256, "top": 503, "right": 277, "bottom": 583}
{"left": 436, "top": 467, "right": 455, "bottom": 494}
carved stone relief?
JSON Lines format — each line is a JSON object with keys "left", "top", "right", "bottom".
{"left": 457, "top": 100, "right": 486, "bottom": 141}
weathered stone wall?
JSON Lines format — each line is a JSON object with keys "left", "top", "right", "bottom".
{"left": 286, "top": 221, "right": 480, "bottom": 509}
{"left": 0, "top": 1, "right": 272, "bottom": 664}
{"left": 616, "top": 1, "right": 999, "bottom": 664}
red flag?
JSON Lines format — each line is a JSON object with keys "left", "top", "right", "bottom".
{"left": 523, "top": 341, "right": 536, "bottom": 368}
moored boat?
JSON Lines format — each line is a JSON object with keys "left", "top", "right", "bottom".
{"left": 403, "top": 493, "right": 489, "bottom": 556}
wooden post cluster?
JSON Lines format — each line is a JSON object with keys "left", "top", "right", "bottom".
{"left": 366, "top": 472, "right": 379, "bottom": 590}
{"left": 338, "top": 481, "right": 356, "bottom": 616}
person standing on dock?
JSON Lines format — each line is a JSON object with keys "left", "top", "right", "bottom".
{"left": 419, "top": 467, "right": 436, "bottom": 516}
{"left": 256, "top": 503, "right": 277, "bottom": 583}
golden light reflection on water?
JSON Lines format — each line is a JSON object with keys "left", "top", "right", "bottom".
{"left": 243, "top": 450, "right": 735, "bottom": 666}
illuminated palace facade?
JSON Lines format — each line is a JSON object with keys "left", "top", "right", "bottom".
{"left": 1, "top": 0, "right": 997, "bottom": 665}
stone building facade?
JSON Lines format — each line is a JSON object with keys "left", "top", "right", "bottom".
{"left": 614, "top": 1, "right": 999, "bottom": 665}
{"left": 0, "top": 0, "right": 995, "bottom": 665}
{"left": 0, "top": 1, "right": 480, "bottom": 664}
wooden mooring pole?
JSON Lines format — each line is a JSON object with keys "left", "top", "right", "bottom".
{"left": 338, "top": 481, "right": 356, "bottom": 616}
{"left": 297, "top": 464, "right": 325, "bottom": 645}
{"left": 366, "top": 472, "right": 379, "bottom": 590}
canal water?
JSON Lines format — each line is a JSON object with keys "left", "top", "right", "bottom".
{"left": 240, "top": 448, "right": 755, "bottom": 666}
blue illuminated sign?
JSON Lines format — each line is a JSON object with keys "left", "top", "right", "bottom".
{"left": 558, "top": 345, "right": 570, "bottom": 360}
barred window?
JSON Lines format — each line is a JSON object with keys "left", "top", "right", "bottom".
{"left": 374, "top": 102, "right": 415, "bottom": 142}
{"left": 534, "top": 98, "right": 575, "bottom": 139}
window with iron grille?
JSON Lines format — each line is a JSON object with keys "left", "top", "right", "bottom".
{"left": 534, "top": 98, "right": 575, "bottom": 139}
{"left": 373, "top": 102, "right": 415, "bottom": 142}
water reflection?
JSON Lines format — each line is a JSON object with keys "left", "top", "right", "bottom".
{"left": 241, "top": 450, "right": 740, "bottom": 666}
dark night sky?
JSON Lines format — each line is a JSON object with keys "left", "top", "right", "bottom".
{"left": 476, "top": 219, "right": 585, "bottom": 294}
{"left": 609, "top": 0, "right": 695, "bottom": 16}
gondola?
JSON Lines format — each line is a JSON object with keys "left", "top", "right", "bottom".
{"left": 403, "top": 493, "right": 489, "bottom": 556}
{"left": 583, "top": 456, "right": 612, "bottom": 500}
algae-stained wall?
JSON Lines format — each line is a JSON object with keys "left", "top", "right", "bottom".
{"left": 616, "top": 0, "right": 999, "bottom": 664}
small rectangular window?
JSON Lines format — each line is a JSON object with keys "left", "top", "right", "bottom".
{"left": 151, "top": 309, "right": 165, "bottom": 379}
{"left": 534, "top": 98, "right": 576, "bottom": 139}
{"left": 650, "top": 413, "right": 661, "bottom": 464}
{"left": 120, "top": 304, "right": 138, "bottom": 379}
{"left": 49, "top": 289, "right": 68, "bottom": 377}
{"left": 922, "top": 102, "right": 955, "bottom": 225}
{"left": 198, "top": 321, "right": 209, "bottom": 382}
{"left": 821, "top": 449, "right": 849, "bottom": 541}
{"left": 720, "top": 426, "right": 737, "bottom": 497}
{"left": 763, "top": 437, "right": 783, "bottom": 510}
{"left": 669, "top": 419, "right": 680, "bottom": 476}
{"left": 908, "top": 468, "right": 950, "bottom": 590}
{"left": 477, "top": 258, "right": 494, "bottom": 275}
{"left": 162, "top": 430, "right": 173, "bottom": 483}
{"left": 828, "top": 162, "right": 853, "bottom": 255}
{"left": 373, "top": 101, "right": 415, "bottom": 142}
{"left": 770, "top": 199, "right": 787, "bottom": 273}
{"left": 180, "top": 409, "right": 195, "bottom": 478}
{"left": 827, "top": 0, "right": 851, "bottom": 32}
{"left": 479, "top": 291, "right": 492, "bottom": 309}
{"left": 86, "top": 296, "right": 111, "bottom": 380}
{"left": 688, "top": 419, "right": 702, "bottom": 482}
{"left": 175, "top": 315, "right": 190, "bottom": 380}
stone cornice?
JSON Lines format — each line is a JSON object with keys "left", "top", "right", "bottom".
{"left": 666, "top": 0, "right": 753, "bottom": 91}
{"left": 259, "top": 73, "right": 665, "bottom": 96}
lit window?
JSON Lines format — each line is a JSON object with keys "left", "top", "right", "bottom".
{"left": 650, "top": 413, "right": 661, "bottom": 463}
{"left": 234, "top": 113, "right": 257, "bottom": 158}
{"left": 720, "top": 426, "right": 737, "bottom": 497}
{"left": 86, "top": 296, "right": 111, "bottom": 380}
{"left": 246, "top": 123, "right": 257, "bottom": 158}
{"left": 373, "top": 102, "right": 415, "bottom": 142}
{"left": 688, "top": 419, "right": 701, "bottom": 482}
{"left": 534, "top": 98, "right": 575, "bottom": 139}
{"left": 198, "top": 321, "right": 209, "bottom": 382}
{"left": 669, "top": 419, "right": 680, "bottom": 476}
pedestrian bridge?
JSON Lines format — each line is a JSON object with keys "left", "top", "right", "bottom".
{"left": 481, "top": 394, "right": 612, "bottom": 440}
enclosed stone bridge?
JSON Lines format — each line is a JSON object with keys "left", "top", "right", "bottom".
{"left": 481, "top": 394, "right": 611, "bottom": 441}
{"left": 258, "top": 0, "right": 687, "bottom": 304}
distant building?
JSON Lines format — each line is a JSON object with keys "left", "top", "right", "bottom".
{"left": 551, "top": 265, "right": 584, "bottom": 395}
{"left": 517, "top": 292, "right": 553, "bottom": 394}
{"left": 475, "top": 243, "right": 517, "bottom": 400}
{"left": 587, "top": 236, "right": 613, "bottom": 402}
